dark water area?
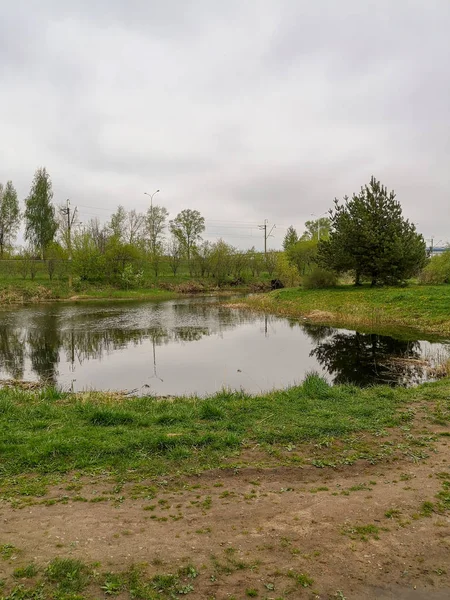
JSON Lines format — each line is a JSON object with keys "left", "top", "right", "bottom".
{"left": 0, "top": 297, "right": 448, "bottom": 395}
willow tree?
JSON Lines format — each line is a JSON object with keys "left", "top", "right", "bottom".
{"left": 24, "top": 168, "right": 58, "bottom": 259}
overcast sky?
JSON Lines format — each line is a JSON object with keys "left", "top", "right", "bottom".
{"left": 1, "top": 0, "right": 449, "bottom": 249}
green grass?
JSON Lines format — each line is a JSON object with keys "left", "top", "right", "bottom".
{"left": 287, "top": 570, "right": 314, "bottom": 587}
{"left": 45, "top": 558, "right": 91, "bottom": 593}
{"left": 1, "top": 545, "right": 18, "bottom": 560}
{"left": 0, "top": 374, "right": 448, "bottom": 483}
{"left": 238, "top": 284, "right": 450, "bottom": 335}
{"left": 341, "top": 523, "right": 381, "bottom": 541}
{"left": 0, "top": 560, "right": 202, "bottom": 600}
{"left": 0, "top": 279, "right": 177, "bottom": 305}
{"left": 13, "top": 564, "right": 38, "bottom": 579}
{"left": 0, "top": 264, "right": 268, "bottom": 305}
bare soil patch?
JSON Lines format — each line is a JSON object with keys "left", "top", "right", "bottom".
{"left": 2, "top": 437, "right": 450, "bottom": 599}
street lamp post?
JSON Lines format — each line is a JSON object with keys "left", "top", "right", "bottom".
{"left": 144, "top": 189, "right": 160, "bottom": 252}
{"left": 144, "top": 189, "right": 160, "bottom": 210}
{"left": 311, "top": 211, "right": 328, "bottom": 241}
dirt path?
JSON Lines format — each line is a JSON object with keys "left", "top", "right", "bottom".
{"left": 1, "top": 436, "right": 450, "bottom": 599}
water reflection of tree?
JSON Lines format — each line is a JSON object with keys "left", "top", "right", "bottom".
{"left": 61, "top": 329, "right": 153, "bottom": 363}
{"left": 59, "top": 326, "right": 213, "bottom": 365}
{"left": 27, "top": 313, "right": 61, "bottom": 385}
{"left": 299, "top": 322, "right": 334, "bottom": 343}
{"left": 308, "top": 329, "right": 423, "bottom": 386}
{"left": 0, "top": 301, "right": 268, "bottom": 385}
{"left": 173, "top": 327, "right": 210, "bottom": 342}
{"left": 0, "top": 324, "right": 25, "bottom": 379}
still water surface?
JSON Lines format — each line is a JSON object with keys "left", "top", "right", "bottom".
{"left": 0, "top": 297, "right": 448, "bottom": 394}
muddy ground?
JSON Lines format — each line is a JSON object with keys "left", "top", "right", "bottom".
{"left": 1, "top": 451, "right": 450, "bottom": 599}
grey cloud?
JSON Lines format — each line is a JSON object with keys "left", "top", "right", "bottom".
{"left": 1, "top": 0, "right": 449, "bottom": 248}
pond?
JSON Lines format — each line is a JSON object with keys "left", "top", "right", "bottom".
{"left": 0, "top": 297, "right": 449, "bottom": 395}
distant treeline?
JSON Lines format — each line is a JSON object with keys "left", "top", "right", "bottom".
{"left": 0, "top": 169, "right": 447, "bottom": 288}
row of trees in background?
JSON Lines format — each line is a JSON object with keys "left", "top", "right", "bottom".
{"left": 0, "top": 169, "right": 442, "bottom": 288}
{"left": 1, "top": 167, "right": 289, "bottom": 287}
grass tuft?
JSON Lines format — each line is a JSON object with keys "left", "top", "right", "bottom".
{"left": 45, "top": 558, "right": 91, "bottom": 593}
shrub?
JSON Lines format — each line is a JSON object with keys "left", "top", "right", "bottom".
{"left": 275, "top": 252, "right": 300, "bottom": 288}
{"left": 303, "top": 267, "right": 337, "bottom": 289}
{"left": 119, "top": 264, "right": 144, "bottom": 289}
{"left": 288, "top": 240, "right": 318, "bottom": 275}
{"left": 419, "top": 250, "right": 450, "bottom": 284}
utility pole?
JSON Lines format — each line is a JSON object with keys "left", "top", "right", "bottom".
{"left": 259, "top": 219, "right": 276, "bottom": 256}
{"left": 60, "top": 199, "right": 78, "bottom": 288}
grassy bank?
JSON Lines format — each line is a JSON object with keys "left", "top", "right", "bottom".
{"left": 0, "top": 281, "right": 179, "bottom": 305}
{"left": 0, "top": 279, "right": 263, "bottom": 305}
{"left": 1, "top": 375, "right": 448, "bottom": 483}
{"left": 237, "top": 285, "right": 450, "bottom": 336}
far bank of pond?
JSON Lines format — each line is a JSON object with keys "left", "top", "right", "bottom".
{"left": 0, "top": 280, "right": 262, "bottom": 305}
{"left": 236, "top": 285, "right": 450, "bottom": 336}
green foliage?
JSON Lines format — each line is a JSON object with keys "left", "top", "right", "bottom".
{"left": 303, "top": 266, "right": 337, "bottom": 289}
{"left": 146, "top": 205, "right": 169, "bottom": 255}
{"left": 287, "top": 240, "right": 318, "bottom": 275}
{"left": 318, "top": 177, "right": 427, "bottom": 285}
{"left": 108, "top": 205, "right": 127, "bottom": 242}
{"left": 282, "top": 226, "right": 299, "bottom": 251}
{"left": 24, "top": 168, "right": 58, "bottom": 260}
{"left": 419, "top": 249, "right": 450, "bottom": 284}
{"left": 103, "top": 238, "right": 142, "bottom": 284}
{"left": 13, "top": 564, "right": 38, "bottom": 579}
{"left": 1, "top": 544, "right": 18, "bottom": 559}
{"left": 287, "top": 571, "right": 314, "bottom": 587}
{"left": 302, "top": 372, "right": 331, "bottom": 398}
{"left": 246, "top": 247, "right": 264, "bottom": 277}
{"left": 243, "top": 284, "right": 450, "bottom": 334}
{"left": 209, "top": 239, "right": 233, "bottom": 285}
{"left": 72, "top": 233, "right": 106, "bottom": 282}
{"left": 45, "top": 558, "right": 91, "bottom": 593}
{"left": 190, "top": 240, "right": 265, "bottom": 286}
{"left": 45, "top": 243, "right": 67, "bottom": 281}
{"left": 274, "top": 252, "right": 299, "bottom": 287}
{"left": 101, "top": 572, "right": 124, "bottom": 595}
{"left": 169, "top": 209, "right": 205, "bottom": 262}
{"left": 0, "top": 374, "right": 428, "bottom": 477}
{"left": 264, "top": 250, "right": 278, "bottom": 276}
{"left": 166, "top": 236, "right": 183, "bottom": 275}
{"left": 119, "top": 264, "right": 144, "bottom": 290}
{"left": 0, "top": 181, "right": 20, "bottom": 256}
{"left": 301, "top": 217, "right": 330, "bottom": 241}
{"left": 341, "top": 523, "right": 380, "bottom": 541}
{"left": 193, "top": 241, "right": 213, "bottom": 277}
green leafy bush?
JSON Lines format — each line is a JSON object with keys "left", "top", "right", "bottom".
{"left": 303, "top": 267, "right": 337, "bottom": 289}
{"left": 419, "top": 250, "right": 450, "bottom": 284}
